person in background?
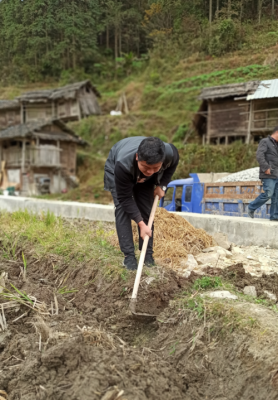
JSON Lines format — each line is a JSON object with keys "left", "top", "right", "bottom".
{"left": 248, "top": 126, "right": 278, "bottom": 220}
{"left": 104, "top": 136, "right": 179, "bottom": 270}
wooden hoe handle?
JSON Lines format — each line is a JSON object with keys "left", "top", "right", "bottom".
{"left": 131, "top": 195, "right": 159, "bottom": 300}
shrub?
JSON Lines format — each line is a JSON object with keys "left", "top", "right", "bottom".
{"left": 150, "top": 71, "right": 161, "bottom": 85}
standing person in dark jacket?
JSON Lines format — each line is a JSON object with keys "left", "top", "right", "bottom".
{"left": 104, "top": 136, "right": 179, "bottom": 270}
{"left": 248, "top": 127, "right": 278, "bottom": 220}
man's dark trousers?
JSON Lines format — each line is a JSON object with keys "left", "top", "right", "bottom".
{"left": 249, "top": 178, "right": 278, "bottom": 220}
{"left": 111, "top": 178, "right": 155, "bottom": 257}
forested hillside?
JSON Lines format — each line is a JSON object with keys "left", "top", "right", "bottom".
{"left": 1, "top": 0, "right": 278, "bottom": 202}
{"left": 0, "top": 0, "right": 278, "bottom": 83}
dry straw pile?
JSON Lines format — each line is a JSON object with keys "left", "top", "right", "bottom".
{"left": 109, "top": 207, "right": 215, "bottom": 269}
{"left": 151, "top": 208, "right": 214, "bottom": 267}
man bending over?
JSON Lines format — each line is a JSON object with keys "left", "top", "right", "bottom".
{"left": 104, "top": 136, "right": 179, "bottom": 270}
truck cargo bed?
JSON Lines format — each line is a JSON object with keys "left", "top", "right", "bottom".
{"left": 202, "top": 181, "right": 270, "bottom": 218}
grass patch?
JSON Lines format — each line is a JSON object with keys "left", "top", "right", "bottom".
{"left": 177, "top": 295, "right": 258, "bottom": 337}
{"left": 193, "top": 276, "right": 223, "bottom": 290}
{"left": 0, "top": 210, "right": 124, "bottom": 276}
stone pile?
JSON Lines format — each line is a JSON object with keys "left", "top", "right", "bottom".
{"left": 176, "top": 232, "right": 278, "bottom": 302}
{"left": 217, "top": 167, "right": 260, "bottom": 182}
{"left": 179, "top": 241, "right": 278, "bottom": 278}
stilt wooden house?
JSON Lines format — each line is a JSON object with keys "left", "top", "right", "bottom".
{"left": 17, "top": 80, "right": 101, "bottom": 124}
{"left": 0, "top": 100, "right": 21, "bottom": 130}
{"left": 0, "top": 119, "right": 85, "bottom": 195}
{"left": 195, "top": 79, "right": 278, "bottom": 145}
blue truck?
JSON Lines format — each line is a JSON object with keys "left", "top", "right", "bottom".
{"left": 159, "top": 173, "right": 269, "bottom": 219}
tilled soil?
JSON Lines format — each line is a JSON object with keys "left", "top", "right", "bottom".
{"left": 1, "top": 257, "right": 278, "bottom": 399}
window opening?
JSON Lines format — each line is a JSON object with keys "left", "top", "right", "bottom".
{"left": 185, "top": 186, "right": 193, "bottom": 202}
{"left": 175, "top": 186, "right": 183, "bottom": 212}
{"left": 163, "top": 187, "right": 174, "bottom": 207}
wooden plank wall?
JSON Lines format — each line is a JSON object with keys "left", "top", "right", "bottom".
{"left": 25, "top": 103, "right": 53, "bottom": 122}
{"left": 208, "top": 99, "right": 249, "bottom": 139}
{"left": 0, "top": 109, "right": 21, "bottom": 130}
{"left": 252, "top": 99, "right": 278, "bottom": 132}
{"left": 60, "top": 142, "right": 76, "bottom": 173}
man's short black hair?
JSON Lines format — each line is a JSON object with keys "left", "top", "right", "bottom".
{"left": 273, "top": 126, "right": 278, "bottom": 134}
{"left": 138, "top": 137, "right": 165, "bottom": 165}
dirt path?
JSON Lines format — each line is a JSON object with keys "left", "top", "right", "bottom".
{"left": 1, "top": 254, "right": 278, "bottom": 399}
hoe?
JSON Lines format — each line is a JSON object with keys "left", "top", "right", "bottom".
{"left": 129, "top": 195, "right": 159, "bottom": 321}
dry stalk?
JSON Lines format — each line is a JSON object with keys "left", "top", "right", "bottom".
{"left": 12, "top": 312, "right": 27, "bottom": 323}
{"left": 54, "top": 294, "right": 59, "bottom": 315}
{"left": 0, "top": 272, "right": 7, "bottom": 294}
{"left": 0, "top": 306, "right": 7, "bottom": 331}
{"left": 1, "top": 292, "right": 48, "bottom": 315}
{"left": 77, "top": 325, "right": 116, "bottom": 350}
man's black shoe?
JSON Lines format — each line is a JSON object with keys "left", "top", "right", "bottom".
{"left": 248, "top": 208, "right": 254, "bottom": 219}
{"left": 145, "top": 254, "right": 155, "bottom": 267}
{"left": 123, "top": 255, "right": 137, "bottom": 271}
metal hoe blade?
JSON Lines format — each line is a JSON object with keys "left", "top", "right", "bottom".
{"left": 129, "top": 298, "right": 157, "bottom": 321}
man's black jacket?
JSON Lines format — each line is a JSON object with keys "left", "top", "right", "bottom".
{"left": 257, "top": 136, "right": 278, "bottom": 179}
{"left": 104, "top": 136, "right": 179, "bottom": 223}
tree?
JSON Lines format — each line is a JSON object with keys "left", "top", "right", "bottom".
{"left": 104, "top": 0, "right": 124, "bottom": 58}
{"left": 209, "top": 0, "right": 213, "bottom": 25}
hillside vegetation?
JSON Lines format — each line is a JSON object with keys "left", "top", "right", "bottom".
{"left": 1, "top": 1, "right": 278, "bottom": 202}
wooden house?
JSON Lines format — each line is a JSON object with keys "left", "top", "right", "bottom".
{"left": 0, "top": 119, "right": 85, "bottom": 195}
{"left": 0, "top": 100, "right": 21, "bottom": 130}
{"left": 17, "top": 80, "right": 101, "bottom": 124}
{"left": 195, "top": 79, "right": 278, "bottom": 145}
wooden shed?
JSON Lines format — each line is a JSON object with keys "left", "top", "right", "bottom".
{"left": 194, "top": 80, "right": 278, "bottom": 145}
{"left": 17, "top": 80, "right": 101, "bottom": 124}
{"left": 0, "top": 119, "right": 85, "bottom": 196}
{"left": 0, "top": 100, "right": 21, "bottom": 130}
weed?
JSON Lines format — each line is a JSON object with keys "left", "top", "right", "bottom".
{"left": 2, "top": 233, "right": 18, "bottom": 259}
{"left": 43, "top": 210, "right": 56, "bottom": 227}
{"left": 193, "top": 276, "right": 222, "bottom": 290}
{"left": 120, "top": 270, "right": 128, "bottom": 281}
{"left": 183, "top": 297, "right": 205, "bottom": 317}
{"left": 120, "top": 287, "right": 127, "bottom": 296}
{"left": 58, "top": 286, "right": 78, "bottom": 295}
{"left": 84, "top": 279, "right": 96, "bottom": 286}
{"left": 169, "top": 341, "right": 179, "bottom": 355}
{"left": 1, "top": 283, "right": 34, "bottom": 305}
{"left": 22, "top": 252, "right": 27, "bottom": 281}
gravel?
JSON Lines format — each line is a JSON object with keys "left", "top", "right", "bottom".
{"left": 216, "top": 167, "right": 260, "bottom": 182}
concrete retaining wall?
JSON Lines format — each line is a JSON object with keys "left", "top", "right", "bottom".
{"left": 0, "top": 195, "right": 275, "bottom": 248}
{"left": 0, "top": 196, "right": 115, "bottom": 222}
{"left": 180, "top": 212, "right": 277, "bottom": 248}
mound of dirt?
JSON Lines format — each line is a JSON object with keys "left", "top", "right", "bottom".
{"left": 3, "top": 338, "right": 186, "bottom": 400}
{"left": 150, "top": 299, "right": 278, "bottom": 400}
{"left": 223, "top": 263, "right": 278, "bottom": 299}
